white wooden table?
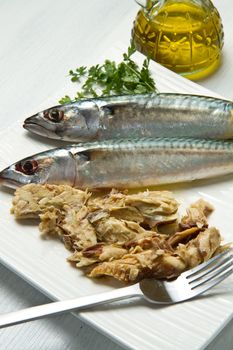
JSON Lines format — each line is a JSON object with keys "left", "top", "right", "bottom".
{"left": 0, "top": 1, "right": 232, "bottom": 349}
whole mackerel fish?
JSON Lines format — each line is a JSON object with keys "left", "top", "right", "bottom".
{"left": 1, "top": 138, "right": 233, "bottom": 189}
{"left": 23, "top": 93, "right": 233, "bottom": 142}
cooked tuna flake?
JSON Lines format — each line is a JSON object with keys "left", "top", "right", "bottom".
{"left": 11, "top": 184, "right": 229, "bottom": 284}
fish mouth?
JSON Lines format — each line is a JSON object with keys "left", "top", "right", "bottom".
{"left": 0, "top": 168, "right": 22, "bottom": 189}
{"left": 23, "top": 119, "right": 58, "bottom": 139}
{"left": 23, "top": 120, "right": 46, "bottom": 131}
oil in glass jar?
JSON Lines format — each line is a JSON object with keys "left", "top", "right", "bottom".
{"left": 132, "top": 0, "right": 224, "bottom": 80}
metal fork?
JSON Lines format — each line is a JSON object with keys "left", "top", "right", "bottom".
{"left": 0, "top": 248, "right": 232, "bottom": 329}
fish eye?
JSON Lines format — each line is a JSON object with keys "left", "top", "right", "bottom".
{"left": 44, "top": 109, "right": 64, "bottom": 123}
{"left": 15, "top": 160, "right": 38, "bottom": 175}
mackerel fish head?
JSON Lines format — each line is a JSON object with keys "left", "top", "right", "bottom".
{"left": 0, "top": 148, "right": 77, "bottom": 189}
{"left": 23, "top": 100, "right": 99, "bottom": 142}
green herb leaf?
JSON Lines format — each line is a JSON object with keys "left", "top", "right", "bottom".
{"left": 58, "top": 95, "right": 72, "bottom": 104}
{"left": 59, "top": 45, "right": 157, "bottom": 104}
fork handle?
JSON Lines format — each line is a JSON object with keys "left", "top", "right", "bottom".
{"left": 0, "top": 284, "right": 142, "bottom": 329}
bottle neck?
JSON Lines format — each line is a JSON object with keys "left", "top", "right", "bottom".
{"left": 136, "top": 0, "right": 214, "bottom": 11}
{"left": 135, "top": 1, "right": 160, "bottom": 10}
{"left": 135, "top": 0, "right": 165, "bottom": 18}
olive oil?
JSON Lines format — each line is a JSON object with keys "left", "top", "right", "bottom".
{"left": 132, "top": 0, "right": 224, "bottom": 80}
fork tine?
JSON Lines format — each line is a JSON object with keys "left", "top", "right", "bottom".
{"left": 183, "top": 249, "right": 233, "bottom": 278}
{"left": 190, "top": 257, "right": 233, "bottom": 288}
{"left": 188, "top": 253, "right": 233, "bottom": 284}
{"left": 190, "top": 267, "right": 233, "bottom": 297}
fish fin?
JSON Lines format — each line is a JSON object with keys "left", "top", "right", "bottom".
{"left": 102, "top": 102, "right": 138, "bottom": 116}
{"left": 75, "top": 150, "right": 92, "bottom": 162}
{"left": 74, "top": 148, "right": 106, "bottom": 163}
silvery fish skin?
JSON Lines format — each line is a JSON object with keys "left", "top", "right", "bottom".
{"left": 23, "top": 93, "right": 233, "bottom": 141}
{"left": 1, "top": 138, "right": 233, "bottom": 189}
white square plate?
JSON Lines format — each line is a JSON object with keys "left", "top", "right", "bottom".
{"left": 0, "top": 50, "right": 233, "bottom": 350}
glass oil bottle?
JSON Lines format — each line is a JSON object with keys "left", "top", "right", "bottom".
{"left": 132, "top": 0, "right": 224, "bottom": 80}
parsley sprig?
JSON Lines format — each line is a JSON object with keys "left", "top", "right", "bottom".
{"left": 59, "top": 46, "right": 157, "bottom": 104}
